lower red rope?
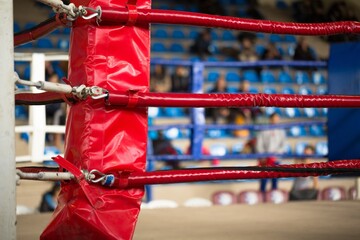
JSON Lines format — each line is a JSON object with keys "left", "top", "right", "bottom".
{"left": 107, "top": 92, "right": 360, "bottom": 108}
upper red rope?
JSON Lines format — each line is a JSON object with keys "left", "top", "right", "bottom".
{"left": 99, "top": 8, "right": 360, "bottom": 35}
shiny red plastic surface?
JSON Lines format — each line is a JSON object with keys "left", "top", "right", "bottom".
{"left": 107, "top": 92, "right": 360, "bottom": 108}
{"left": 100, "top": 8, "right": 360, "bottom": 35}
{"left": 40, "top": 0, "right": 150, "bottom": 239}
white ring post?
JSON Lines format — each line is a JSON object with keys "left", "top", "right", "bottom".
{"left": 29, "top": 53, "right": 46, "bottom": 163}
{"left": 0, "top": 0, "right": 16, "bottom": 238}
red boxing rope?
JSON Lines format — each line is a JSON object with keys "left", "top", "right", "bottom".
{"left": 107, "top": 92, "right": 360, "bottom": 108}
{"left": 14, "top": 14, "right": 66, "bottom": 47}
{"left": 111, "top": 160, "right": 360, "bottom": 188}
{"left": 99, "top": 8, "right": 360, "bottom": 36}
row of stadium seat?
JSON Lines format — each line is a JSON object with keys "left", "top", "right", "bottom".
{"left": 207, "top": 69, "right": 326, "bottom": 84}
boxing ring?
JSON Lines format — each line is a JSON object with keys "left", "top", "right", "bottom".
{"left": 3, "top": 0, "right": 360, "bottom": 239}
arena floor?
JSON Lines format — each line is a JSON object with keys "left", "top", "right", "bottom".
{"left": 17, "top": 201, "right": 360, "bottom": 240}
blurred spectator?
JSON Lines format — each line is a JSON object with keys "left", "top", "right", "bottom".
{"left": 152, "top": 131, "right": 181, "bottom": 169}
{"left": 45, "top": 73, "right": 65, "bottom": 148}
{"left": 293, "top": 37, "right": 316, "bottom": 61}
{"left": 256, "top": 113, "right": 287, "bottom": 194}
{"left": 190, "top": 29, "right": 215, "bottom": 59}
{"left": 327, "top": 1, "right": 359, "bottom": 42}
{"left": 39, "top": 182, "right": 60, "bottom": 212}
{"left": 293, "top": 0, "right": 325, "bottom": 23}
{"left": 289, "top": 145, "right": 319, "bottom": 201}
{"left": 206, "top": 76, "right": 231, "bottom": 123}
{"left": 261, "top": 43, "right": 282, "bottom": 60}
{"left": 237, "top": 33, "right": 258, "bottom": 62}
{"left": 230, "top": 80, "right": 261, "bottom": 137}
{"left": 245, "top": 0, "right": 264, "bottom": 19}
{"left": 186, "top": 145, "right": 220, "bottom": 166}
{"left": 197, "top": 0, "right": 225, "bottom": 15}
{"left": 171, "top": 66, "right": 190, "bottom": 92}
{"left": 150, "top": 64, "right": 169, "bottom": 92}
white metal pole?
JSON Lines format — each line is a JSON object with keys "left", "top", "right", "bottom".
{"left": 29, "top": 53, "right": 46, "bottom": 163}
{"left": 0, "top": 0, "right": 16, "bottom": 238}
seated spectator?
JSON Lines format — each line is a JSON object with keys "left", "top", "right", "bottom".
{"left": 293, "top": 37, "right": 316, "bottom": 61}
{"left": 190, "top": 28, "right": 214, "bottom": 59}
{"left": 198, "top": 0, "right": 225, "bottom": 16}
{"left": 237, "top": 33, "right": 258, "bottom": 62}
{"left": 152, "top": 132, "right": 181, "bottom": 169}
{"left": 261, "top": 43, "right": 282, "bottom": 61}
{"left": 293, "top": 0, "right": 325, "bottom": 23}
{"left": 206, "top": 76, "right": 231, "bottom": 123}
{"left": 171, "top": 66, "right": 190, "bottom": 92}
{"left": 230, "top": 80, "right": 261, "bottom": 137}
{"left": 150, "top": 64, "right": 168, "bottom": 92}
{"left": 289, "top": 145, "right": 319, "bottom": 201}
{"left": 39, "top": 182, "right": 60, "bottom": 212}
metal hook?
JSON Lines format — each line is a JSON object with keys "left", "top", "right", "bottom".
{"left": 81, "top": 6, "right": 102, "bottom": 20}
{"left": 89, "top": 169, "right": 106, "bottom": 183}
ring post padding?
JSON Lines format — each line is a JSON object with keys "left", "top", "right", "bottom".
{"left": 40, "top": 0, "right": 150, "bottom": 239}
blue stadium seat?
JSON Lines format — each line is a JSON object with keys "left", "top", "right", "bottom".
{"left": 164, "top": 127, "right": 181, "bottom": 140}
{"left": 15, "top": 106, "right": 28, "bottom": 120}
{"left": 24, "top": 22, "right": 37, "bottom": 30}
{"left": 163, "top": 107, "right": 185, "bottom": 117}
{"left": 312, "top": 72, "right": 326, "bottom": 85}
{"left": 207, "top": 129, "right": 228, "bottom": 138}
{"left": 295, "top": 71, "right": 310, "bottom": 84}
{"left": 14, "top": 22, "right": 21, "bottom": 33}
{"left": 211, "top": 31, "right": 219, "bottom": 40}
{"left": 225, "top": 71, "right": 241, "bottom": 82}
{"left": 57, "top": 39, "right": 69, "bottom": 50}
{"left": 289, "top": 126, "right": 307, "bottom": 137}
{"left": 320, "top": 108, "right": 328, "bottom": 117}
{"left": 269, "top": 34, "right": 282, "bottom": 43}
{"left": 260, "top": 70, "right": 276, "bottom": 83}
{"left": 174, "top": 4, "right": 186, "bottom": 11}
{"left": 152, "top": 42, "right": 167, "bottom": 52}
{"left": 256, "top": 33, "right": 265, "bottom": 39}
{"left": 284, "top": 144, "right": 293, "bottom": 154}
{"left": 222, "top": 30, "right": 235, "bottom": 41}
{"left": 153, "top": 29, "right": 168, "bottom": 38}
{"left": 208, "top": 71, "right": 220, "bottom": 82}
{"left": 169, "top": 43, "right": 185, "bottom": 52}
{"left": 265, "top": 107, "right": 281, "bottom": 116}
{"left": 36, "top": 38, "right": 54, "bottom": 49}
{"left": 287, "top": 45, "right": 296, "bottom": 57}
{"left": 263, "top": 87, "right": 277, "bottom": 94}
{"left": 228, "top": 87, "right": 238, "bottom": 93}
{"left": 249, "top": 86, "right": 259, "bottom": 93}
{"left": 309, "top": 125, "right": 325, "bottom": 137}
{"left": 298, "top": 86, "right": 312, "bottom": 95}
{"left": 303, "top": 108, "right": 319, "bottom": 118}
{"left": 63, "top": 28, "right": 71, "bottom": 35}
{"left": 209, "top": 143, "right": 228, "bottom": 156}
{"left": 20, "top": 132, "right": 29, "bottom": 143}
{"left": 243, "top": 70, "right": 259, "bottom": 83}
{"left": 44, "top": 146, "right": 61, "bottom": 156}
{"left": 317, "top": 86, "right": 328, "bottom": 95}
{"left": 255, "top": 44, "right": 266, "bottom": 56}
{"left": 148, "top": 130, "right": 158, "bottom": 140}
{"left": 23, "top": 66, "right": 31, "bottom": 80}
{"left": 283, "top": 108, "right": 301, "bottom": 118}
{"left": 232, "top": 142, "right": 244, "bottom": 154}
{"left": 172, "top": 29, "right": 186, "bottom": 39}
{"left": 281, "top": 87, "right": 295, "bottom": 94}
{"left": 277, "top": 46, "right": 285, "bottom": 56}
{"left": 148, "top": 107, "right": 160, "bottom": 118}
{"left": 283, "top": 35, "right": 297, "bottom": 43}
{"left": 278, "top": 71, "right": 293, "bottom": 83}
{"left": 206, "top": 56, "right": 219, "bottom": 62}
{"left": 189, "top": 30, "right": 199, "bottom": 39}
{"left": 295, "top": 141, "right": 309, "bottom": 155}
{"left": 316, "top": 141, "right": 328, "bottom": 156}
